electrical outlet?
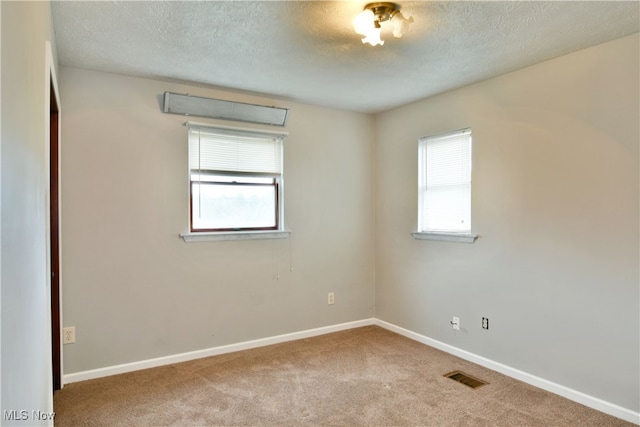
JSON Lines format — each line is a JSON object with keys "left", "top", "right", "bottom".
{"left": 451, "top": 316, "right": 460, "bottom": 331}
{"left": 328, "top": 292, "right": 335, "bottom": 305}
{"left": 482, "top": 317, "right": 489, "bottom": 330}
{"left": 63, "top": 327, "right": 75, "bottom": 344}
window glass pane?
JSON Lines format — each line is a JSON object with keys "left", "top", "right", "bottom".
{"left": 192, "top": 181, "right": 276, "bottom": 230}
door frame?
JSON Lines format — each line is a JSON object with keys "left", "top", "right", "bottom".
{"left": 45, "top": 41, "right": 62, "bottom": 391}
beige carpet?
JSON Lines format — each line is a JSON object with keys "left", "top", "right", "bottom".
{"left": 53, "top": 326, "right": 632, "bottom": 426}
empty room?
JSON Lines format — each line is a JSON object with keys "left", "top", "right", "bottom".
{"left": 1, "top": 1, "right": 638, "bottom": 426}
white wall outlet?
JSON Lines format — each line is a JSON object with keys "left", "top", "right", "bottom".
{"left": 63, "top": 326, "right": 75, "bottom": 344}
{"left": 451, "top": 316, "right": 460, "bottom": 331}
{"left": 328, "top": 292, "right": 335, "bottom": 305}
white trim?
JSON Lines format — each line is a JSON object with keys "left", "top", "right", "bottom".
{"left": 412, "top": 232, "right": 478, "bottom": 243}
{"left": 45, "top": 40, "right": 63, "bottom": 395}
{"left": 0, "top": 2, "right": 3, "bottom": 411}
{"left": 184, "top": 121, "right": 289, "bottom": 137}
{"left": 180, "top": 230, "right": 291, "bottom": 242}
{"left": 42, "top": 39, "right": 61, "bottom": 425}
{"left": 44, "top": 43, "right": 53, "bottom": 397}
{"left": 418, "top": 127, "right": 472, "bottom": 142}
{"left": 373, "top": 319, "right": 640, "bottom": 425}
{"left": 63, "top": 318, "right": 374, "bottom": 384}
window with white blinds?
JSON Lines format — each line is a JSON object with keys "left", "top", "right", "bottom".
{"left": 418, "top": 129, "right": 472, "bottom": 234}
{"left": 188, "top": 125, "right": 285, "bottom": 232}
{"left": 188, "top": 126, "right": 282, "bottom": 176}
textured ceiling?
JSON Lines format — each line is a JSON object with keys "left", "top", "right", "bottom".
{"left": 52, "top": 1, "right": 639, "bottom": 113}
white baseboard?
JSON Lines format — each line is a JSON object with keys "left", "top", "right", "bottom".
{"left": 373, "top": 319, "right": 640, "bottom": 425}
{"left": 63, "top": 317, "right": 639, "bottom": 425}
{"left": 63, "top": 318, "right": 375, "bottom": 384}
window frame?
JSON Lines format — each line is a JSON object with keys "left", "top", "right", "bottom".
{"left": 183, "top": 122, "right": 287, "bottom": 239}
{"left": 189, "top": 174, "right": 280, "bottom": 232}
{"left": 413, "top": 128, "right": 478, "bottom": 243}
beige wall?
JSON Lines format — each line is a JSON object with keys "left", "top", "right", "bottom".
{"left": 59, "top": 33, "right": 638, "bottom": 414}
{"left": 375, "top": 34, "right": 639, "bottom": 411}
{"left": 1, "top": 1, "right": 57, "bottom": 424}
{"left": 59, "top": 67, "right": 376, "bottom": 373}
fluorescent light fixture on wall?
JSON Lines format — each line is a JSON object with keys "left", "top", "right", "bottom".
{"left": 353, "top": 2, "right": 413, "bottom": 46}
{"left": 163, "top": 92, "right": 289, "bottom": 127}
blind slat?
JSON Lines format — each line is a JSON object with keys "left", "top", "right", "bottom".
{"left": 189, "top": 127, "right": 283, "bottom": 175}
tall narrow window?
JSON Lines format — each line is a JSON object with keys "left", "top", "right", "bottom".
{"left": 188, "top": 125, "right": 284, "bottom": 232}
{"left": 418, "top": 128, "right": 472, "bottom": 234}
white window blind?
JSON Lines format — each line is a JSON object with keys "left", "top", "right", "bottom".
{"left": 186, "top": 124, "right": 285, "bottom": 232}
{"left": 188, "top": 126, "right": 283, "bottom": 176}
{"left": 418, "top": 129, "right": 472, "bottom": 233}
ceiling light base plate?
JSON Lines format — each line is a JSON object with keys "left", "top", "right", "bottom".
{"left": 365, "top": 2, "right": 398, "bottom": 23}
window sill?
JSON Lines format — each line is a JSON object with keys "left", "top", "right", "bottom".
{"left": 411, "top": 232, "right": 478, "bottom": 243}
{"left": 181, "top": 230, "right": 290, "bottom": 242}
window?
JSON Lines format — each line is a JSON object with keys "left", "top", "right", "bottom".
{"left": 416, "top": 128, "right": 476, "bottom": 242}
{"left": 188, "top": 125, "right": 285, "bottom": 233}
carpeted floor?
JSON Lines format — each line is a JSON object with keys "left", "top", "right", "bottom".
{"left": 53, "top": 326, "right": 632, "bottom": 426}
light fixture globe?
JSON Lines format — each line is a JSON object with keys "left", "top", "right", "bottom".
{"left": 391, "top": 11, "right": 414, "bottom": 38}
{"left": 352, "top": 9, "right": 376, "bottom": 36}
{"left": 362, "top": 27, "right": 384, "bottom": 46}
{"left": 352, "top": 2, "right": 412, "bottom": 46}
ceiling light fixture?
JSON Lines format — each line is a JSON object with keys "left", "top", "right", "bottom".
{"left": 352, "top": 2, "right": 413, "bottom": 46}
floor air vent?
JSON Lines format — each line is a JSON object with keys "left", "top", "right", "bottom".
{"left": 444, "top": 371, "right": 488, "bottom": 389}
